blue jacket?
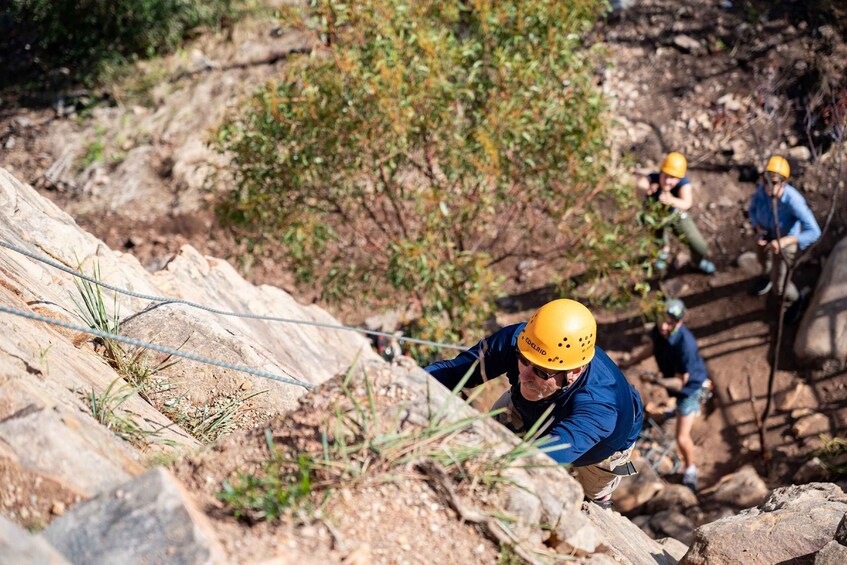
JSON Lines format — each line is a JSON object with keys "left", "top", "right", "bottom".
{"left": 425, "top": 324, "right": 643, "bottom": 467}
{"left": 748, "top": 183, "right": 821, "bottom": 250}
{"left": 650, "top": 324, "right": 708, "bottom": 399}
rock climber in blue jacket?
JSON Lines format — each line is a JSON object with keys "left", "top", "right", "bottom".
{"left": 425, "top": 299, "right": 644, "bottom": 508}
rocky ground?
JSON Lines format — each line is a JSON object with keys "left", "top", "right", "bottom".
{"left": 2, "top": 0, "right": 847, "bottom": 553}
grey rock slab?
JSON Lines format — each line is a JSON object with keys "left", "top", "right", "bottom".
{"left": 816, "top": 540, "right": 847, "bottom": 565}
{"left": 42, "top": 467, "right": 225, "bottom": 565}
{"left": 0, "top": 515, "right": 69, "bottom": 565}
{"left": 795, "top": 236, "right": 847, "bottom": 363}
{"left": 149, "top": 245, "right": 379, "bottom": 386}
{"left": 681, "top": 483, "right": 847, "bottom": 565}
{"left": 0, "top": 390, "right": 141, "bottom": 496}
{"left": 583, "top": 502, "right": 680, "bottom": 565}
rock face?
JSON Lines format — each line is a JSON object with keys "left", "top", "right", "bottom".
{"left": 42, "top": 467, "right": 225, "bottom": 564}
{"left": 582, "top": 503, "right": 683, "bottom": 565}
{"left": 0, "top": 166, "right": 376, "bottom": 505}
{"left": 0, "top": 515, "right": 69, "bottom": 564}
{"left": 681, "top": 483, "right": 847, "bottom": 564}
{"left": 795, "top": 236, "right": 847, "bottom": 364}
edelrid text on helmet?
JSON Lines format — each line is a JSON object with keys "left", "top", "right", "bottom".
{"left": 766, "top": 155, "right": 790, "bottom": 179}
{"left": 518, "top": 299, "right": 596, "bottom": 371}
{"left": 660, "top": 152, "right": 687, "bottom": 179}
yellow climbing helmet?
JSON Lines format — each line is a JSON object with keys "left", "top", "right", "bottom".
{"left": 766, "top": 155, "right": 790, "bottom": 179}
{"left": 660, "top": 152, "right": 687, "bottom": 178}
{"left": 517, "top": 299, "right": 597, "bottom": 371}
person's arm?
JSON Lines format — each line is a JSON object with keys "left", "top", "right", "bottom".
{"left": 425, "top": 325, "right": 519, "bottom": 390}
{"left": 659, "top": 183, "right": 693, "bottom": 211}
{"left": 637, "top": 174, "right": 659, "bottom": 196}
{"left": 792, "top": 193, "right": 821, "bottom": 250}
{"left": 677, "top": 335, "right": 706, "bottom": 398}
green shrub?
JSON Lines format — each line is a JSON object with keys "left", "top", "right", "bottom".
{"left": 215, "top": 0, "right": 652, "bottom": 353}
{"left": 7, "top": 0, "right": 235, "bottom": 81}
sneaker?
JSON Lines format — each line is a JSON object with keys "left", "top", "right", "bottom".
{"left": 682, "top": 466, "right": 698, "bottom": 492}
{"left": 750, "top": 277, "right": 772, "bottom": 296}
{"left": 655, "top": 251, "right": 669, "bottom": 274}
{"left": 697, "top": 258, "right": 716, "bottom": 274}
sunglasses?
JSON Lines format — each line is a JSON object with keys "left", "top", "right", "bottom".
{"left": 516, "top": 350, "right": 564, "bottom": 380}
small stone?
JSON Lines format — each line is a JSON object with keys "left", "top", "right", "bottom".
{"left": 788, "top": 146, "right": 812, "bottom": 162}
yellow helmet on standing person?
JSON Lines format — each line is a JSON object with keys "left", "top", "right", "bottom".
{"left": 660, "top": 152, "right": 688, "bottom": 178}
{"left": 517, "top": 299, "right": 597, "bottom": 371}
{"left": 766, "top": 155, "right": 790, "bottom": 179}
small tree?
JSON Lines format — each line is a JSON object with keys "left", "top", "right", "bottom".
{"left": 215, "top": 0, "right": 649, "bottom": 353}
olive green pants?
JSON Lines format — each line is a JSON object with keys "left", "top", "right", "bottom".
{"left": 662, "top": 212, "right": 710, "bottom": 264}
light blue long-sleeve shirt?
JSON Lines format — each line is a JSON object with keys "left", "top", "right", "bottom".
{"left": 748, "top": 183, "right": 821, "bottom": 250}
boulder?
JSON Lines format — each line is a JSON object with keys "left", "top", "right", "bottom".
{"left": 795, "top": 236, "right": 847, "bottom": 364}
{"left": 673, "top": 35, "right": 703, "bottom": 54}
{"left": 612, "top": 458, "right": 665, "bottom": 513}
{"left": 682, "top": 483, "right": 847, "bottom": 564}
{"left": 816, "top": 540, "right": 847, "bottom": 565}
{"left": 775, "top": 382, "right": 819, "bottom": 412}
{"left": 42, "top": 467, "right": 225, "bottom": 564}
{"left": 793, "top": 457, "right": 830, "bottom": 484}
{"left": 646, "top": 484, "right": 699, "bottom": 513}
{"left": 737, "top": 251, "right": 761, "bottom": 275}
{"left": 791, "top": 413, "right": 831, "bottom": 440}
{"left": 699, "top": 464, "right": 769, "bottom": 508}
{"left": 649, "top": 509, "right": 695, "bottom": 545}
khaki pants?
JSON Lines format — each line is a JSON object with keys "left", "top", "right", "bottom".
{"left": 573, "top": 444, "right": 636, "bottom": 501}
{"left": 491, "top": 390, "right": 635, "bottom": 501}
{"left": 757, "top": 242, "right": 799, "bottom": 304}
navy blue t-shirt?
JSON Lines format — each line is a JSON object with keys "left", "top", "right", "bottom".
{"left": 650, "top": 324, "right": 708, "bottom": 399}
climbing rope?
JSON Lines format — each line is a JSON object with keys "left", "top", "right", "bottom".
{"left": 0, "top": 304, "right": 314, "bottom": 390}
{"left": 0, "top": 241, "right": 469, "bottom": 352}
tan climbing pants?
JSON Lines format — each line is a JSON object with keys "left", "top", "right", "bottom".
{"left": 491, "top": 390, "right": 636, "bottom": 501}
{"left": 572, "top": 444, "right": 636, "bottom": 501}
